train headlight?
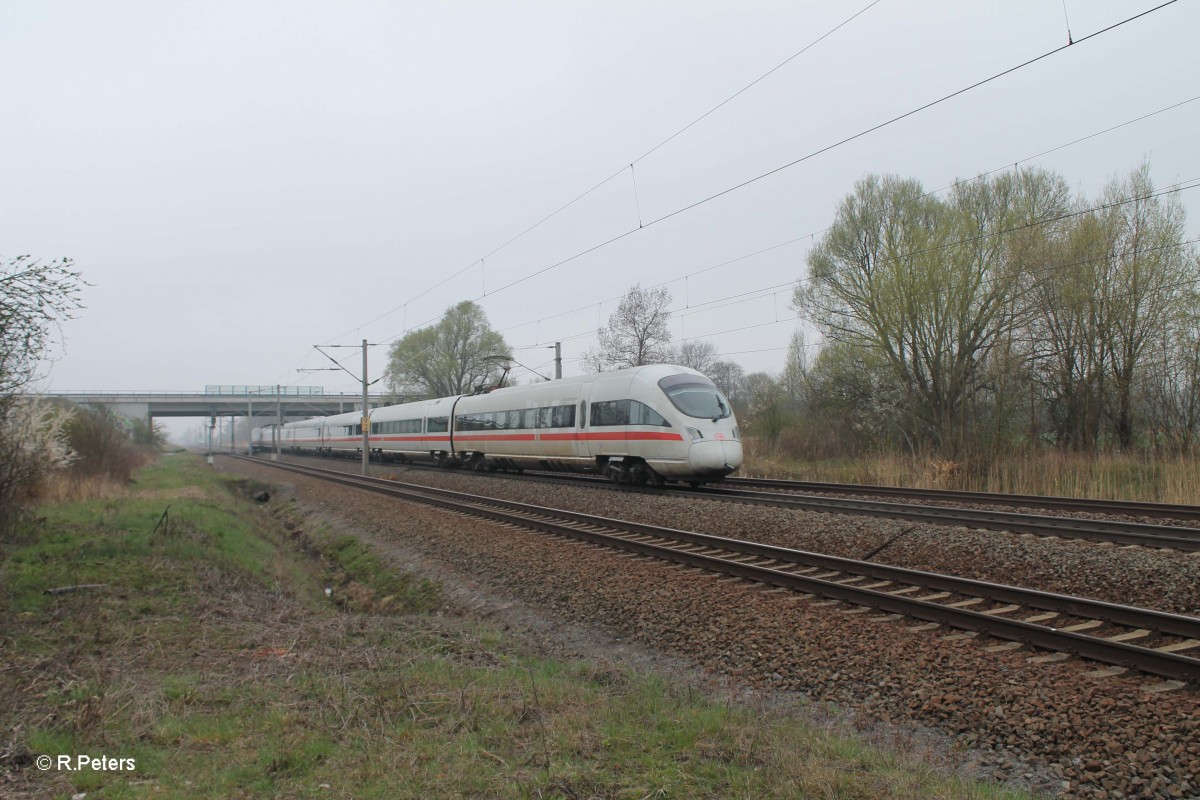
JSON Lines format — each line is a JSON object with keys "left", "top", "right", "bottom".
{"left": 685, "top": 426, "right": 704, "bottom": 443}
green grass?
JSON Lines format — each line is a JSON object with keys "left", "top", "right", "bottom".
{"left": 0, "top": 453, "right": 1036, "bottom": 799}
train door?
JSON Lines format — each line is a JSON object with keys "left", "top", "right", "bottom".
{"left": 576, "top": 382, "right": 593, "bottom": 463}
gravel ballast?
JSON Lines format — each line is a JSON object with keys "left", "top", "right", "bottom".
{"left": 224, "top": 457, "right": 1200, "bottom": 799}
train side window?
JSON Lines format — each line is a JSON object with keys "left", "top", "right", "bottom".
{"left": 631, "top": 401, "right": 669, "bottom": 426}
{"left": 537, "top": 407, "right": 552, "bottom": 428}
{"left": 615, "top": 399, "right": 630, "bottom": 425}
{"left": 427, "top": 416, "right": 448, "bottom": 433}
{"left": 507, "top": 410, "right": 522, "bottom": 430}
{"left": 522, "top": 408, "right": 537, "bottom": 429}
{"left": 551, "top": 404, "right": 574, "bottom": 428}
{"left": 591, "top": 399, "right": 633, "bottom": 426}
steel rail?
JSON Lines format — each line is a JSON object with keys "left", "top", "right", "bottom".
{"left": 688, "top": 485, "right": 1200, "bottom": 552}
{"left": 725, "top": 476, "right": 1200, "bottom": 522}
{"left": 409, "top": 462, "right": 1200, "bottom": 552}
{"left": 267, "top": 455, "right": 1200, "bottom": 551}
{"left": 233, "top": 455, "right": 1200, "bottom": 682}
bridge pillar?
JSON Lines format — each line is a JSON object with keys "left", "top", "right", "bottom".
{"left": 109, "top": 402, "right": 151, "bottom": 422}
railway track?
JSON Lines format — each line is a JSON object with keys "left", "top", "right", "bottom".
{"left": 725, "top": 475, "right": 1200, "bottom": 522}
{"left": 372, "top": 460, "right": 1200, "bottom": 553}
{"left": 232, "top": 455, "right": 1200, "bottom": 683}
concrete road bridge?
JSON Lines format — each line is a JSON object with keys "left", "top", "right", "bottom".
{"left": 39, "top": 386, "right": 394, "bottom": 423}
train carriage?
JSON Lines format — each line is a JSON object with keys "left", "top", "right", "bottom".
{"left": 253, "top": 364, "right": 741, "bottom": 485}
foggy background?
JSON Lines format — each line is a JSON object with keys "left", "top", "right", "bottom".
{"left": 3, "top": 1, "right": 1197, "bottom": 439}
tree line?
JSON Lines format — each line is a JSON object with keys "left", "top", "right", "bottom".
{"left": 790, "top": 162, "right": 1199, "bottom": 458}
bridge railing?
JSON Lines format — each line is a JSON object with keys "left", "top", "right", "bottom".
{"left": 41, "top": 389, "right": 392, "bottom": 399}
{"left": 205, "top": 385, "right": 325, "bottom": 396}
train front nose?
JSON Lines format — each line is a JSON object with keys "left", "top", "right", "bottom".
{"left": 688, "top": 438, "right": 743, "bottom": 477}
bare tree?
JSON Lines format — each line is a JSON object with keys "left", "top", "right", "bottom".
{"left": 706, "top": 358, "right": 746, "bottom": 407}
{"left": 582, "top": 285, "right": 673, "bottom": 372}
{"left": 1, "top": 255, "right": 85, "bottom": 394}
{"left": 1098, "top": 164, "right": 1195, "bottom": 449}
{"left": 673, "top": 339, "right": 719, "bottom": 373}
{"left": 1029, "top": 210, "right": 1110, "bottom": 449}
{"left": 1144, "top": 306, "right": 1200, "bottom": 454}
{"left": 779, "top": 330, "right": 815, "bottom": 412}
{"left": 1, "top": 255, "right": 85, "bottom": 534}
{"left": 742, "top": 372, "right": 789, "bottom": 446}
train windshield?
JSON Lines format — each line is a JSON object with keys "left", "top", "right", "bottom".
{"left": 657, "top": 375, "right": 732, "bottom": 420}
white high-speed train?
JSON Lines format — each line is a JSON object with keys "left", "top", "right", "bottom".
{"left": 252, "top": 364, "right": 741, "bottom": 485}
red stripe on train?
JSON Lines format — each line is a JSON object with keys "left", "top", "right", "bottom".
{"left": 284, "top": 432, "right": 684, "bottom": 444}
{"left": 536, "top": 431, "right": 685, "bottom": 442}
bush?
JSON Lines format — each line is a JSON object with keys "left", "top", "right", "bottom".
{"left": 63, "top": 406, "right": 153, "bottom": 484}
{"left": 0, "top": 396, "right": 76, "bottom": 536}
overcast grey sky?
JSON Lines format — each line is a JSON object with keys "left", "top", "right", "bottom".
{"left": 4, "top": 1, "right": 1198, "bottom": 427}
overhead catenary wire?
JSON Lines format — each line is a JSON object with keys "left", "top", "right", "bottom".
{"left": 502, "top": 184, "right": 1200, "bottom": 352}
{"left": 293, "top": 136, "right": 1197, "bottom": 394}
{"left": 507, "top": 231, "right": 1200, "bottom": 362}
{"left": 642, "top": 1, "right": 1180, "bottom": 231}
{"left": 282, "top": 3, "right": 1186, "bottom": 389}
{"left": 479, "top": 92, "right": 1200, "bottom": 353}
{"left": 301, "top": 139, "right": 1198, "bottom": 391}
{"left": 454, "top": 1, "right": 1183, "bottom": 311}
{"left": 317, "top": 0, "right": 885, "bottom": 347}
